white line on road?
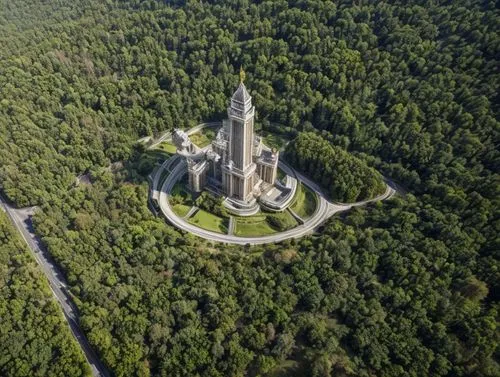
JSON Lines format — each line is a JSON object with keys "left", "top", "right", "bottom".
{"left": 0, "top": 194, "right": 109, "bottom": 377}
{"left": 155, "top": 156, "right": 397, "bottom": 245}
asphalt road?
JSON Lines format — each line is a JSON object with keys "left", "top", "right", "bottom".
{"left": 0, "top": 194, "right": 110, "bottom": 377}
{"left": 150, "top": 121, "right": 397, "bottom": 245}
{"left": 157, "top": 157, "right": 396, "bottom": 245}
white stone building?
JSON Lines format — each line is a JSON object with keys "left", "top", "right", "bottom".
{"left": 172, "top": 72, "right": 290, "bottom": 216}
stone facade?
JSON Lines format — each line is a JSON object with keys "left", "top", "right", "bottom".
{"left": 172, "top": 74, "right": 283, "bottom": 214}
{"left": 220, "top": 80, "right": 256, "bottom": 202}
{"left": 187, "top": 159, "right": 208, "bottom": 192}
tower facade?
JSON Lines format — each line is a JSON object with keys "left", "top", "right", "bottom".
{"left": 171, "top": 70, "right": 289, "bottom": 216}
{"left": 222, "top": 74, "right": 256, "bottom": 202}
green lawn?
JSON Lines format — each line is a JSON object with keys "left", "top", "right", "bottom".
{"left": 233, "top": 209, "right": 299, "bottom": 236}
{"left": 158, "top": 141, "right": 177, "bottom": 154}
{"left": 188, "top": 209, "right": 228, "bottom": 233}
{"left": 235, "top": 219, "right": 277, "bottom": 237}
{"left": 290, "top": 183, "right": 317, "bottom": 219}
{"left": 267, "top": 210, "right": 298, "bottom": 230}
{"left": 234, "top": 213, "right": 277, "bottom": 237}
{"left": 172, "top": 203, "right": 191, "bottom": 218}
{"left": 234, "top": 213, "right": 267, "bottom": 223}
{"left": 189, "top": 128, "right": 215, "bottom": 148}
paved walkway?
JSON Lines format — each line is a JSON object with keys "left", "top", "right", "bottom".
{"left": 183, "top": 206, "right": 198, "bottom": 219}
{"left": 148, "top": 131, "right": 171, "bottom": 149}
{"left": 228, "top": 216, "right": 235, "bottom": 236}
{"left": 288, "top": 207, "right": 305, "bottom": 225}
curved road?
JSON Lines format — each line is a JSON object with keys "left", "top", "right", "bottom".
{"left": 0, "top": 194, "right": 109, "bottom": 377}
{"left": 156, "top": 157, "right": 396, "bottom": 245}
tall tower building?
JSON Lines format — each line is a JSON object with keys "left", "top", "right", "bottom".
{"left": 222, "top": 69, "right": 257, "bottom": 202}
{"left": 169, "top": 68, "right": 290, "bottom": 217}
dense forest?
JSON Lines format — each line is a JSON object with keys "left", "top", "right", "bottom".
{"left": 0, "top": 211, "right": 90, "bottom": 376}
{"left": 285, "top": 132, "right": 386, "bottom": 202}
{"left": 0, "top": 0, "right": 498, "bottom": 376}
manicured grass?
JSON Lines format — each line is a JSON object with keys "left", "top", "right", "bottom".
{"left": 234, "top": 213, "right": 267, "bottom": 223}
{"left": 234, "top": 212, "right": 277, "bottom": 237}
{"left": 233, "top": 209, "right": 299, "bottom": 236}
{"left": 290, "top": 183, "right": 317, "bottom": 219}
{"left": 188, "top": 209, "right": 228, "bottom": 233}
{"left": 234, "top": 218, "right": 277, "bottom": 237}
{"left": 172, "top": 203, "right": 191, "bottom": 218}
{"left": 267, "top": 209, "right": 298, "bottom": 230}
{"left": 189, "top": 128, "right": 215, "bottom": 148}
{"left": 158, "top": 141, "right": 177, "bottom": 154}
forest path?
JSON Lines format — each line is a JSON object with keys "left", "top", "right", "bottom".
{"left": 0, "top": 195, "right": 110, "bottom": 377}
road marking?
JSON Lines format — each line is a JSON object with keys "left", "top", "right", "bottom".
{"left": 155, "top": 154, "right": 398, "bottom": 245}
{"left": 0, "top": 195, "right": 109, "bottom": 377}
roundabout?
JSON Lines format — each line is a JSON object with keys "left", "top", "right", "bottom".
{"left": 149, "top": 122, "right": 396, "bottom": 245}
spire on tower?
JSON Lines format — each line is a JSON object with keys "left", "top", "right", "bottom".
{"left": 231, "top": 78, "right": 251, "bottom": 105}
{"left": 240, "top": 66, "right": 246, "bottom": 83}
{"left": 230, "top": 67, "right": 253, "bottom": 118}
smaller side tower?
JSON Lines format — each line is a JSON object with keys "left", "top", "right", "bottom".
{"left": 256, "top": 148, "right": 279, "bottom": 184}
{"left": 172, "top": 129, "right": 195, "bottom": 154}
{"left": 187, "top": 158, "right": 208, "bottom": 192}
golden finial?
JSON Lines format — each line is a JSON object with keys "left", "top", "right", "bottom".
{"left": 240, "top": 66, "right": 246, "bottom": 83}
